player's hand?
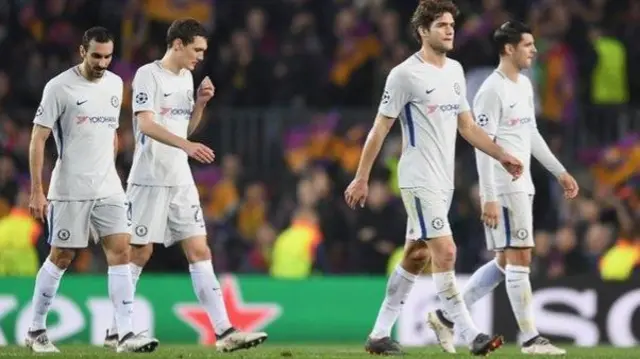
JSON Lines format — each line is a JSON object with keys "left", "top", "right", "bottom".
{"left": 29, "top": 192, "right": 48, "bottom": 222}
{"left": 196, "top": 76, "right": 215, "bottom": 104}
{"left": 481, "top": 201, "right": 500, "bottom": 229}
{"left": 183, "top": 141, "right": 215, "bottom": 164}
{"left": 344, "top": 178, "right": 368, "bottom": 209}
{"left": 558, "top": 172, "right": 579, "bottom": 199}
{"left": 498, "top": 152, "right": 523, "bottom": 180}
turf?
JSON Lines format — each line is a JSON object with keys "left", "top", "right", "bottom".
{"left": 0, "top": 344, "right": 636, "bottom": 358}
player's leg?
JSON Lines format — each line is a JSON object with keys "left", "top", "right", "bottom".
{"left": 105, "top": 185, "right": 163, "bottom": 346}
{"left": 459, "top": 225, "right": 508, "bottom": 309}
{"left": 420, "top": 188, "right": 502, "bottom": 356}
{"left": 364, "top": 189, "right": 428, "bottom": 355}
{"left": 431, "top": 224, "right": 508, "bottom": 341}
{"left": 500, "top": 194, "right": 564, "bottom": 355}
{"left": 170, "top": 185, "right": 267, "bottom": 352}
{"left": 25, "top": 201, "right": 87, "bottom": 353}
{"left": 93, "top": 194, "right": 159, "bottom": 353}
{"left": 105, "top": 244, "right": 150, "bottom": 346}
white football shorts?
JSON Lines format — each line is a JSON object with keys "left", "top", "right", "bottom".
{"left": 127, "top": 184, "right": 206, "bottom": 247}
{"left": 400, "top": 187, "right": 453, "bottom": 241}
{"left": 46, "top": 193, "right": 129, "bottom": 248}
{"left": 484, "top": 192, "right": 534, "bottom": 251}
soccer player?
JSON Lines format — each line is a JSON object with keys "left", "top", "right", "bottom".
{"left": 427, "top": 21, "right": 578, "bottom": 355}
{"left": 25, "top": 27, "right": 158, "bottom": 353}
{"left": 343, "top": 1, "right": 524, "bottom": 356}
{"left": 103, "top": 19, "right": 268, "bottom": 352}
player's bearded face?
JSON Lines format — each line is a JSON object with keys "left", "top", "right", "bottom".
{"left": 513, "top": 33, "right": 536, "bottom": 70}
{"left": 426, "top": 13, "right": 455, "bottom": 53}
{"left": 81, "top": 40, "right": 113, "bottom": 79}
{"left": 180, "top": 36, "right": 208, "bottom": 71}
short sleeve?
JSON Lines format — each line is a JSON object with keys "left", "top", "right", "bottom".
{"left": 132, "top": 67, "right": 156, "bottom": 114}
{"left": 457, "top": 79, "right": 471, "bottom": 113}
{"left": 33, "top": 81, "right": 63, "bottom": 129}
{"left": 378, "top": 68, "right": 411, "bottom": 118}
{"left": 472, "top": 89, "right": 502, "bottom": 137}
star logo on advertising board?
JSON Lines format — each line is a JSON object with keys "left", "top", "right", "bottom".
{"left": 174, "top": 275, "right": 281, "bottom": 345}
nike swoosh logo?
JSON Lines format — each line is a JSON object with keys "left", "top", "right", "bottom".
{"left": 509, "top": 103, "right": 517, "bottom": 108}
{"left": 426, "top": 88, "right": 435, "bottom": 94}
{"left": 163, "top": 93, "right": 172, "bottom": 97}
{"left": 42, "top": 293, "right": 53, "bottom": 298}
{"left": 122, "top": 300, "right": 133, "bottom": 305}
{"left": 76, "top": 100, "right": 87, "bottom": 105}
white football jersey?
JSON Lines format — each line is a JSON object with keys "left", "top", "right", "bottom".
{"left": 128, "top": 61, "right": 195, "bottom": 186}
{"left": 33, "top": 66, "right": 124, "bottom": 201}
{"left": 473, "top": 70, "right": 537, "bottom": 196}
{"left": 378, "top": 54, "right": 470, "bottom": 190}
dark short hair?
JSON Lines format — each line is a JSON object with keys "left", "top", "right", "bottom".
{"left": 82, "top": 27, "right": 114, "bottom": 50}
{"left": 493, "top": 21, "right": 532, "bottom": 55}
{"left": 166, "top": 18, "right": 208, "bottom": 47}
{"left": 411, "top": 0, "right": 459, "bottom": 42}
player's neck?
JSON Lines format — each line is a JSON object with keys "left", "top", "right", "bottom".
{"left": 497, "top": 60, "right": 520, "bottom": 83}
{"left": 160, "top": 52, "right": 183, "bottom": 75}
{"left": 78, "top": 63, "right": 99, "bottom": 83}
{"left": 418, "top": 46, "right": 447, "bottom": 68}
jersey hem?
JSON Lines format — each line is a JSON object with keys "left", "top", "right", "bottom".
{"left": 47, "top": 190, "right": 125, "bottom": 202}
{"left": 127, "top": 182, "right": 196, "bottom": 188}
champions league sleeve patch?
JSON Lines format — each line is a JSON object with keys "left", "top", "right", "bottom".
{"left": 476, "top": 114, "right": 489, "bottom": 127}
{"left": 135, "top": 92, "right": 149, "bottom": 105}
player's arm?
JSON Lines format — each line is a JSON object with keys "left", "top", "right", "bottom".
{"left": 136, "top": 111, "right": 213, "bottom": 163}
{"left": 457, "top": 112, "right": 506, "bottom": 162}
{"left": 346, "top": 69, "right": 408, "bottom": 208}
{"left": 353, "top": 68, "right": 408, "bottom": 182}
{"left": 188, "top": 76, "right": 214, "bottom": 136}
{"left": 132, "top": 68, "right": 214, "bottom": 163}
{"left": 136, "top": 111, "right": 190, "bottom": 149}
{"left": 458, "top": 79, "right": 522, "bottom": 180}
{"left": 30, "top": 82, "right": 61, "bottom": 220}
{"left": 354, "top": 114, "right": 396, "bottom": 182}
{"left": 470, "top": 89, "right": 502, "bottom": 202}
{"left": 29, "top": 125, "right": 51, "bottom": 200}
{"left": 453, "top": 70, "right": 505, "bottom": 160}
{"left": 531, "top": 126, "right": 579, "bottom": 198}
{"left": 188, "top": 101, "right": 206, "bottom": 136}
{"left": 530, "top": 128, "right": 565, "bottom": 177}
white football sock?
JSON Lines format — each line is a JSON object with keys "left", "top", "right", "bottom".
{"left": 442, "top": 259, "right": 504, "bottom": 323}
{"left": 189, "top": 260, "right": 232, "bottom": 335}
{"left": 433, "top": 271, "right": 480, "bottom": 344}
{"left": 108, "top": 264, "right": 134, "bottom": 339}
{"left": 109, "top": 263, "right": 143, "bottom": 334}
{"left": 30, "top": 258, "right": 66, "bottom": 331}
{"left": 370, "top": 265, "right": 417, "bottom": 339}
{"left": 505, "top": 264, "right": 539, "bottom": 342}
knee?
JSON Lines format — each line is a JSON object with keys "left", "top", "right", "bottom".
{"left": 104, "top": 238, "right": 131, "bottom": 265}
{"left": 130, "top": 244, "right": 153, "bottom": 267}
{"left": 49, "top": 248, "right": 76, "bottom": 270}
{"left": 402, "top": 247, "right": 430, "bottom": 274}
{"left": 182, "top": 236, "right": 212, "bottom": 263}
{"left": 430, "top": 241, "right": 457, "bottom": 270}
{"left": 505, "top": 248, "right": 532, "bottom": 267}
{"left": 108, "top": 247, "right": 130, "bottom": 265}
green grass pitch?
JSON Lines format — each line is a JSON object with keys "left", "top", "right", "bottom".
{"left": 0, "top": 344, "right": 638, "bottom": 358}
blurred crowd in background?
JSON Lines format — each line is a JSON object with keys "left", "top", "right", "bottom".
{"left": 0, "top": 0, "right": 639, "bottom": 280}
